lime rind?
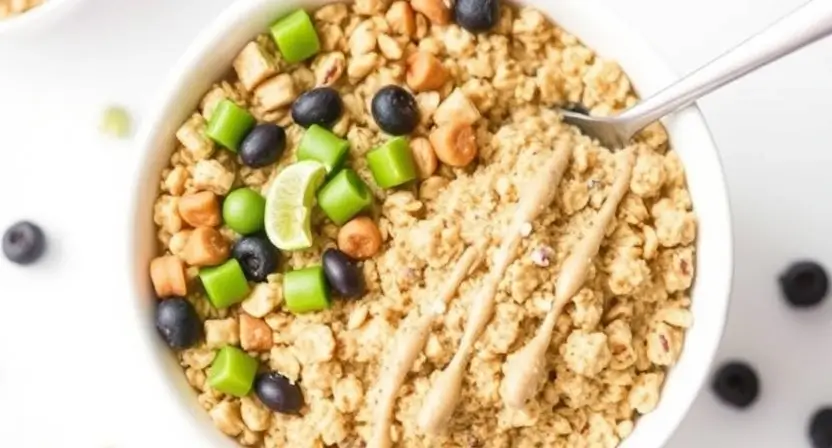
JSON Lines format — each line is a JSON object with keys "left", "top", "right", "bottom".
{"left": 265, "top": 161, "right": 326, "bottom": 250}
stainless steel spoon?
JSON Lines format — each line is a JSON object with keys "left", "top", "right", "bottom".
{"left": 561, "top": 0, "right": 832, "bottom": 148}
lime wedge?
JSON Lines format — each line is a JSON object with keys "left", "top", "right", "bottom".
{"left": 265, "top": 161, "right": 327, "bottom": 250}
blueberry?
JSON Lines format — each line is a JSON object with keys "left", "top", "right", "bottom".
{"left": 254, "top": 371, "right": 304, "bottom": 413}
{"left": 322, "top": 248, "right": 366, "bottom": 298}
{"left": 780, "top": 261, "right": 828, "bottom": 307}
{"left": 291, "top": 87, "right": 343, "bottom": 129}
{"left": 371, "top": 85, "right": 419, "bottom": 136}
{"left": 2, "top": 221, "right": 46, "bottom": 265}
{"left": 239, "top": 124, "right": 286, "bottom": 168}
{"left": 809, "top": 407, "right": 832, "bottom": 448}
{"left": 454, "top": 0, "right": 500, "bottom": 33}
{"left": 711, "top": 361, "right": 759, "bottom": 408}
{"left": 232, "top": 235, "right": 280, "bottom": 283}
{"left": 155, "top": 298, "right": 202, "bottom": 350}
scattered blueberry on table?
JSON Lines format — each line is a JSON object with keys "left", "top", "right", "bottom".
{"left": 810, "top": 407, "right": 832, "bottom": 448}
{"left": 454, "top": 0, "right": 500, "bottom": 32}
{"left": 712, "top": 361, "right": 760, "bottom": 408}
{"left": 291, "top": 87, "right": 343, "bottom": 129}
{"left": 232, "top": 235, "right": 280, "bottom": 283}
{"left": 239, "top": 123, "right": 286, "bottom": 168}
{"left": 155, "top": 298, "right": 202, "bottom": 350}
{"left": 371, "top": 85, "right": 420, "bottom": 136}
{"left": 779, "top": 260, "right": 828, "bottom": 308}
{"left": 2, "top": 221, "right": 46, "bottom": 265}
{"left": 254, "top": 371, "right": 304, "bottom": 414}
{"left": 322, "top": 248, "right": 366, "bottom": 298}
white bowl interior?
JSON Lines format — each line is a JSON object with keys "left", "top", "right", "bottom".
{"left": 130, "top": 1, "right": 733, "bottom": 447}
{"left": 0, "top": 0, "right": 83, "bottom": 36}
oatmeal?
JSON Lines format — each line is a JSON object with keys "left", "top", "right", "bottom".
{"left": 148, "top": 1, "right": 697, "bottom": 447}
{"left": 0, "top": 0, "right": 42, "bottom": 18}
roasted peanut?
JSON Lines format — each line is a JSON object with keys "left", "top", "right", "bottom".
{"left": 240, "top": 314, "right": 272, "bottom": 352}
{"left": 411, "top": 0, "right": 451, "bottom": 25}
{"left": 182, "top": 227, "right": 229, "bottom": 267}
{"left": 150, "top": 255, "right": 188, "bottom": 298}
{"left": 386, "top": 1, "right": 417, "bottom": 37}
{"left": 410, "top": 137, "right": 438, "bottom": 178}
{"left": 429, "top": 121, "right": 478, "bottom": 167}
{"left": 406, "top": 52, "right": 448, "bottom": 92}
{"left": 337, "top": 217, "right": 383, "bottom": 260}
{"left": 178, "top": 191, "right": 221, "bottom": 227}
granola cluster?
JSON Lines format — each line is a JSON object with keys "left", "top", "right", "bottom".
{"left": 152, "top": 1, "right": 697, "bottom": 447}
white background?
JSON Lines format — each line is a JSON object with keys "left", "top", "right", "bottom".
{"left": 0, "top": 0, "right": 829, "bottom": 446}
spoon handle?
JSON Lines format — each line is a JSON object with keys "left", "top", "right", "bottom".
{"left": 618, "top": 0, "right": 832, "bottom": 134}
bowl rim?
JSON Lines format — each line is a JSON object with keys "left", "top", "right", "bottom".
{"left": 128, "top": 0, "right": 734, "bottom": 446}
{"left": 0, "top": 0, "right": 84, "bottom": 35}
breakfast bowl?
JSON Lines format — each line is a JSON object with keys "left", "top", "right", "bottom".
{"left": 129, "top": 0, "right": 733, "bottom": 446}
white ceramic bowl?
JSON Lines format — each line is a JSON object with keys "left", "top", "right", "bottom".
{"left": 0, "top": 0, "right": 82, "bottom": 36}
{"left": 130, "top": 0, "right": 734, "bottom": 446}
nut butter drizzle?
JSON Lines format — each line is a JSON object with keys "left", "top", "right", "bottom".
{"left": 416, "top": 142, "right": 574, "bottom": 435}
{"left": 369, "top": 244, "right": 485, "bottom": 448}
{"left": 500, "top": 148, "right": 636, "bottom": 409}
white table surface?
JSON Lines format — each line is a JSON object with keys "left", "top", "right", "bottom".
{"left": 0, "top": 0, "right": 829, "bottom": 446}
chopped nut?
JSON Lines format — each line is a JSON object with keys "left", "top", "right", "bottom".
{"left": 241, "top": 283, "right": 279, "bottom": 318}
{"left": 433, "top": 88, "right": 481, "bottom": 126}
{"left": 240, "top": 314, "right": 272, "bottom": 352}
{"left": 240, "top": 397, "right": 271, "bottom": 432}
{"left": 192, "top": 159, "right": 235, "bottom": 195}
{"left": 253, "top": 74, "right": 296, "bottom": 112}
{"left": 150, "top": 256, "right": 187, "bottom": 298}
{"left": 386, "top": 1, "right": 417, "bottom": 37}
{"left": 411, "top": 0, "right": 451, "bottom": 25}
{"left": 406, "top": 52, "right": 448, "bottom": 92}
{"left": 429, "top": 120, "right": 478, "bottom": 167}
{"left": 178, "top": 191, "right": 221, "bottom": 227}
{"left": 168, "top": 230, "right": 193, "bottom": 259}
{"left": 233, "top": 41, "right": 277, "bottom": 92}
{"left": 349, "top": 21, "right": 378, "bottom": 55}
{"left": 314, "top": 52, "right": 347, "bottom": 87}
{"left": 175, "top": 114, "right": 214, "bottom": 161}
{"left": 204, "top": 318, "right": 240, "bottom": 349}
{"left": 315, "top": 3, "right": 348, "bottom": 23}
{"left": 154, "top": 195, "right": 183, "bottom": 234}
{"left": 378, "top": 34, "right": 404, "bottom": 60}
{"left": 337, "top": 217, "right": 383, "bottom": 259}
{"left": 347, "top": 52, "right": 379, "bottom": 82}
{"left": 209, "top": 400, "right": 244, "bottom": 437}
{"left": 163, "top": 166, "right": 189, "bottom": 196}
{"left": 419, "top": 175, "right": 449, "bottom": 200}
{"left": 519, "top": 222, "right": 533, "bottom": 237}
{"left": 182, "top": 227, "right": 229, "bottom": 267}
{"left": 410, "top": 137, "right": 438, "bottom": 178}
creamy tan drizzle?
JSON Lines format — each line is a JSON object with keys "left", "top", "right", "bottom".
{"left": 369, "top": 245, "right": 485, "bottom": 448}
{"left": 500, "top": 148, "right": 636, "bottom": 409}
{"left": 416, "top": 143, "right": 574, "bottom": 435}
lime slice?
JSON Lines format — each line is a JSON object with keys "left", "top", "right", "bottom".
{"left": 265, "top": 161, "right": 327, "bottom": 250}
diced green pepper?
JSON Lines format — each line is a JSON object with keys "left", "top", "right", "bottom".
{"left": 200, "top": 259, "right": 251, "bottom": 309}
{"left": 283, "top": 266, "right": 330, "bottom": 313}
{"left": 270, "top": 10, "right": 321, "bottom": 63}
{"left": 206, "top": 100, "right": 256, "bottom": 152}
{"left": 366, "top": 137, "right": 417, "bottom": 188}
{"left": 297, "top": 125, "right": 349, "bottom": 173}
{"left": 317, "top": 169, "right": 372, "bottom": 225}
{"left": 207, "top": 346, "right": 259, "bottom": 397}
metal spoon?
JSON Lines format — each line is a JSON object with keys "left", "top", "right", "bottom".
{"left": 561, "top": 0, "right": 832, "bottom": 148}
